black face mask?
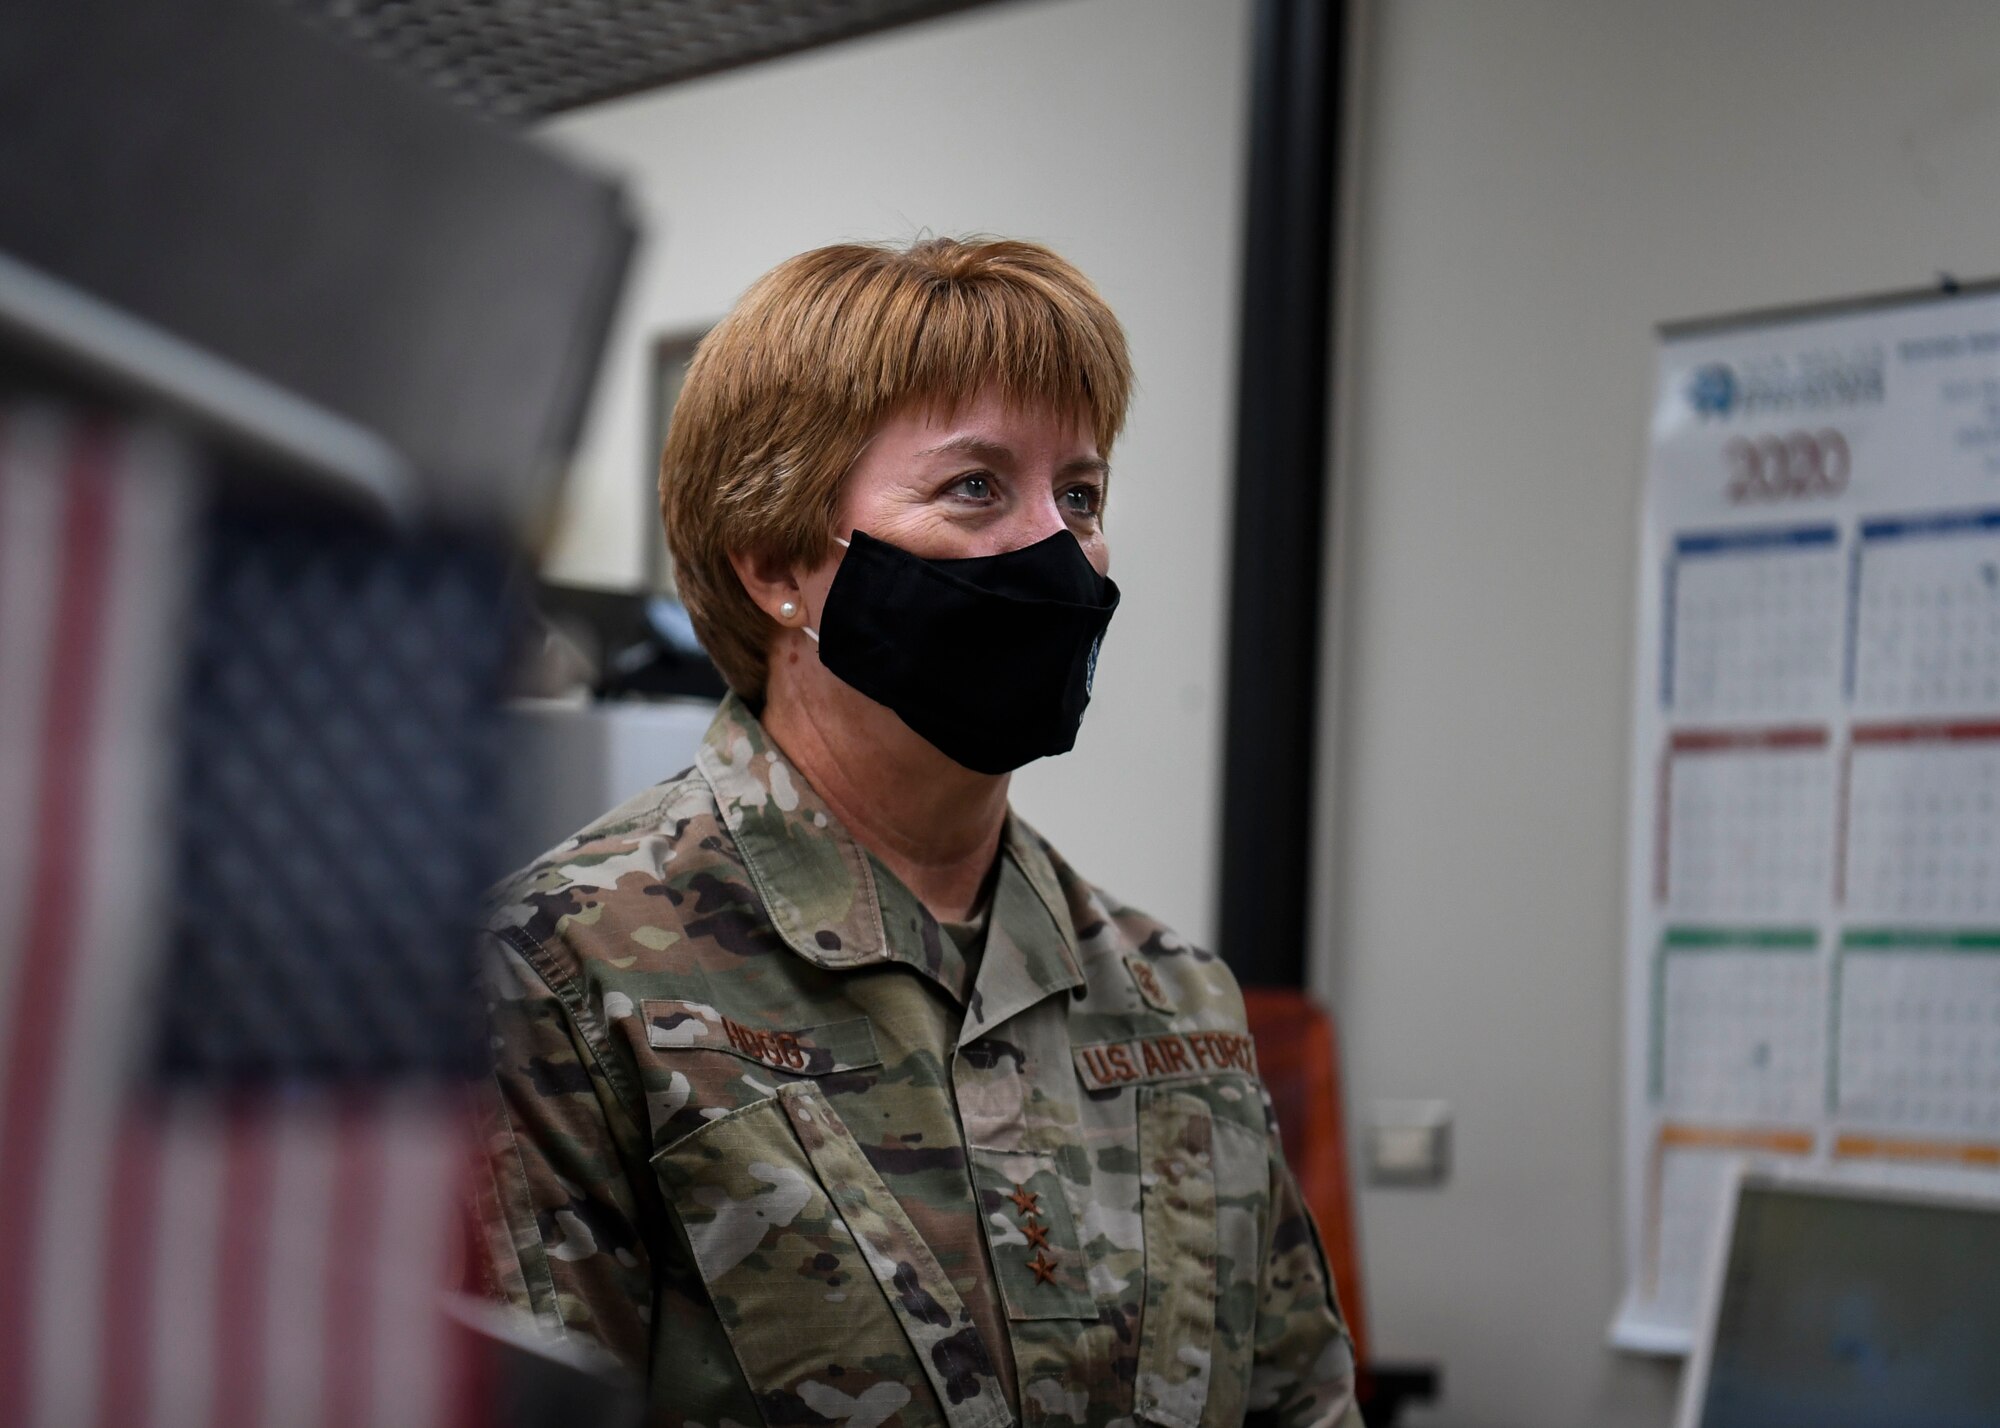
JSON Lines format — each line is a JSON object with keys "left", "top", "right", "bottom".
{"left": 808, "top": 529, "right": 1120, "bottom": 775}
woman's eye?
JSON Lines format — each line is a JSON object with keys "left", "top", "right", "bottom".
{"left": 1062, "top": 484, "right": 1103, "bottom": 517}
{"left": 948, "top": 473, "right": 993, "bottom": 501}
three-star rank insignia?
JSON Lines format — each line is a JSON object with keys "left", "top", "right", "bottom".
{"left": 1010, "top": 1183, "right": 1058, "bottom": 1287}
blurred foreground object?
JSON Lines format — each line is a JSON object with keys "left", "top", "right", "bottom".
{"left": 0, "top": 0, "right": 634, "bottom": 531}
{"left": 0, "top": 407, "right": 546, "bottom": 1427}
{"left": 278, "top": 0, "right": 1010, "bottom": 118}
{"left": 0, "top": 0, "right": 639, "bottom": 1421}
{"left": 0, "top": 410, "right": 198, "bottom": 1426}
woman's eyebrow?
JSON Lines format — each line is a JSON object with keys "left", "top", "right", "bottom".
{"left": 913, "top": 436, "right": 1109, "bottom": 478}
{"left": 914, "top": 435, "right": 1013, "bottom": 463}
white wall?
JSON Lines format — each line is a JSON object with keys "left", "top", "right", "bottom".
{"left": 533, "top": 0, "right": 1252, "bottom": 947}
{"left": 1322, "top": 4, "right": 2000, "bottom": 1426}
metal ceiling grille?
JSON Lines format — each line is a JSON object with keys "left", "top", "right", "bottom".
{"left": 279, "top": 0, "right": 1008, "bottom": 118}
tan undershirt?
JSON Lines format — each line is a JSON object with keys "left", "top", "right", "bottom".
{"left": 936, "top": 868, "right": 1014, "bottom": 1407}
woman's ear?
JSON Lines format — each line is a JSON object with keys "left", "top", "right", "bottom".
{"left": 727, "top": 546, "right": 806, "bottom": 627}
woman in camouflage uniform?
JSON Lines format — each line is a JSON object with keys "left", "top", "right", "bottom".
{"left": 477, "top": 237, "right": 1363, "bottom": 1428}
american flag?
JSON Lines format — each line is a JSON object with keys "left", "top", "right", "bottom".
{"left": 0, "top": 405, "right": 498, "bottom": 1428}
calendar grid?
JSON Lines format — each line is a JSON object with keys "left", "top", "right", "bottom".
{"left": 1829, "top": 929, "right": 2000, "bottom": 1137}
{"left": 1840, "top": 721, "right": 2000, "bottom": 923}
{"left": 1648, "top": 926, "right": 1818, "bottom": 1103}
{"left": 1656, "top": 727, "right": 1833, "bottom": 921}
{"left": 1849, "top": 509, "right": 2000, "bottom": 718}
{"left": 1662, "top": 523, "right": 1842, "bottom": 719}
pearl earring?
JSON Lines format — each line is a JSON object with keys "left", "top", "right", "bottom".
{"left": 779, "top": 599, "right": 799, "bottom": 622}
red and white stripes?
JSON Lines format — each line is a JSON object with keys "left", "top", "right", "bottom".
{"left": 0, "top": 407, "right": 479, "bottom": 1428}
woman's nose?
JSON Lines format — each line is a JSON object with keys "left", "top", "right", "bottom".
{"left": 1006, "top": 489, "right": 1069, "bottom": 548}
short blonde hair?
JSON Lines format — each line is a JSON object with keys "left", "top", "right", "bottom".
{"left": 660, "top": 236, "right": 1134, "bottom": 698}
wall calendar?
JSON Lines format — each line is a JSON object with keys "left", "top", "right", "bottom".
{"left": 1617, "top": 285, "right": 2000, "bottom": 1351}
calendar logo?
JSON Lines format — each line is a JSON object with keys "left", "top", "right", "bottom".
{"left": 1688, "top": 363, "right": 1738, "bottom": 419}
{"left": 1690, "top": 349, "right": 1884, "bottom": 423}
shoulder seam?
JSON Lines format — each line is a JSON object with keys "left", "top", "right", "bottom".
{"left": 496, "top": 924, "right": 649, "bottom": 1132}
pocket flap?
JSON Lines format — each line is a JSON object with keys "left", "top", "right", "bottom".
{"left": 642, "top": 998, "right": 880, "bottom": 1074}
{"left": 774, "top": 1083, "right": 1014, "bottom": 1428}
{"left": 652, "top": 1091, "right": 1010, "bottom": 1428}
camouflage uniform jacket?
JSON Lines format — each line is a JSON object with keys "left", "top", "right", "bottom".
{"left": 476, "top": 694, "right": 1362, "bottom": 1428}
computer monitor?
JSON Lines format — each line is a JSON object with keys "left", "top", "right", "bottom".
{"left": 1676, "top": 1163, "right": 2000, "bottom": 1428}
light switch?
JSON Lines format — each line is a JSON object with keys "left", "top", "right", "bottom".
{"left": 1367, "top": 1099, "right": 1451, "bottom": 1186}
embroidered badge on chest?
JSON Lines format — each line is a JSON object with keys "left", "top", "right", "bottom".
{"left": 1123, "top": 953, "right": 1176, "bottom": 1013}
{"left": 640, "top": 997, "right": 881, "bottom": 1075}
{"left": 1071, "top": 1029, "right": 1260, "bottom": 1091}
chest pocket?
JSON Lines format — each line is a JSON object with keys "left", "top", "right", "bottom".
{"left": 642, "top": 998, "right": 886, "bottom": 1152}
{"left": 1134, "top": 1085, "right": 1269, "bottom": 1428}
{"left": 654, "top": 1081, "right": 1011, "bottom": 1428}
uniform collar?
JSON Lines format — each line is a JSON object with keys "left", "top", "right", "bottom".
{"left": 695, "top": 693, "right": 888, "bottom": 969}
{"left": 961, "top": 818, "right": 1086, "bottom": 1041}
{"left": 694, "top": 694, "right": 1084, "bottom": 1014}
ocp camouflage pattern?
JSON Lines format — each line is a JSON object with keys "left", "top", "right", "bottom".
{"left": 474, "top": 694, "right": 1362, "bottom": 1428}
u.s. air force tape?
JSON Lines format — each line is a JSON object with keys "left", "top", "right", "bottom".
{"left": 1071, "top": 1030, "right": 1258, "bottom": 1090}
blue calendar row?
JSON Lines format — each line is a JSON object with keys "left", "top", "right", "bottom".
{"left": 1662, "top": 508, "right": 2000, "bottom": 719}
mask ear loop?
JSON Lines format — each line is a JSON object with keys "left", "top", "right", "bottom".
{"left": 801, "top": 535, "right": 852, "bottom": 644}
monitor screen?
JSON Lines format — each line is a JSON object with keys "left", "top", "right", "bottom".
{"left": 1697, "top": 1182, "right": 2000, "bottom": 1428}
